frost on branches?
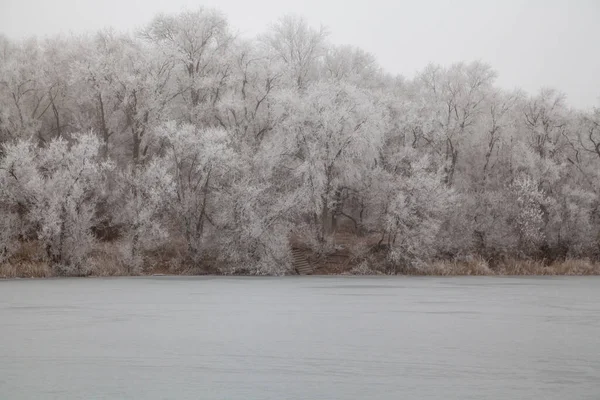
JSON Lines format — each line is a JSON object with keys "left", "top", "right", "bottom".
{"left": 1, "top": 9, "right": 600, "bottom": 275}
{"left": 0, "top": 134, "right": 111, "bottom": 274}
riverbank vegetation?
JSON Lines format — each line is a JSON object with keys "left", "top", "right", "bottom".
{"left": 1, "top": 9, "right": 600, "bottom": 277}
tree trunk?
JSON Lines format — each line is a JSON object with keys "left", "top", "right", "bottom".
{"left": 98, "top": 93, "right": 110, "bottom": 159}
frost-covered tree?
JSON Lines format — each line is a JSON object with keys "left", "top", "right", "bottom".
{"left": 0, "top": 134, "right": 111, "bottom": 273}
{"left": 322, "top": 45, "right": 385, "bottom": 90}
{"left": 522, "top": 88, "right": 571, "bottom": 161}
{"left": 157, "top": 122, "right": 236, "bottom": 262}
{"left": 69, "top": 31, "right": 127, "bottom": 158}
{"left": 1, "top": 10, "right": 600, "bottom": 275}
{"left": 511, "top": 174, "right": 547, "bottom": 254}
{"left": 261, "top": 15, "right": 328, "bottom": 90}
{"left": 117, "top": 158, "right": 175, "bottom": 270}
{"left": 274, "top": 81, "right": 385, "bottom": 242}
{"left": 367, "top": 148, "right": 454, "bottom": 269}
{"left": 414, "top": 61, "right": 496, "bottom": 186}
{"left": 216, "top": 177, "right": 296, "bottom": 275}
{"left": 0, "top": 38, "right": 48, "bottom": 141}
{"left": 140, "top": 8, "right": 232, "bottom": 124}
{"left": 211, "top": 40, "right": 281, "bottom": 147}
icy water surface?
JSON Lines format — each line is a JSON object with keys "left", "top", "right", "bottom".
{"left": 1, "top": 276, "right": 599, "bottom": 399}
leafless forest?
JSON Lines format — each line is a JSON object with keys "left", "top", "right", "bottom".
{"left": 1, "top": 9, "right": 600, "bottom": 276}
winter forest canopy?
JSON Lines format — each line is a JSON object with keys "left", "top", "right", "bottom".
{"left": 1, "top": 8, "right": 600, "bottom": 276}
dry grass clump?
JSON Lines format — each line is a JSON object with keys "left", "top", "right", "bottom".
{"left": 492, "top": 258, "right": 600, "bottom": 275}
{"left": 404, "top": 257, "right": 600, "bottom": 276}
{"left": 0, "top": 261, "right": 52, "bottom": 278}
{"left": 374, "top": 256, "right": 600, "bottom": 276}
{"left": 0, "top": 238, "right": 217, "bottom": 279}
{"left": 348, "top": 260, "right": 382, "bottom": 275}
{"left": 542, "top": 259, "right": 600, "bottom": 275}
{"left": 1, "top": 241, "right": 133, "bottom": 278}
{"left": 495, "top": 259, "right": 545, "bottom": 275}
{"left": 0, "top": 241, "right": 52, "bottom": 278}
{"left": 369, "top": 256, "right": 494, "bottom": 276}
{"left": 142, "top": 238, "right": 217, "bottom": 275}
{"left": 86, "top": 239, "right": 211, "bottom": 276}
{"left": 141, "top": 239, "right": 184, "bottom": 274}
{"left": 427, "top": 256, "right": 493, "bottom": 276}
{"left": 86, "top": 243, "right": 130, "bottom": 276}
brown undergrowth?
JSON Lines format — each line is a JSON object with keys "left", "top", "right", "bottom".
{"left": 337, "top": 256, "right": 600, "bottom": 276}
{"left": 2, "top": 240, "right": 600, "bottom": 278}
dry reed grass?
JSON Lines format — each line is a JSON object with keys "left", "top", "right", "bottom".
{"left": 2, "top": 238, "right": 600, "bottom": 278}
{"left": 0, "top": 241, "right": 52, "bottom": 278}
{"left": 392, "top": 257, "right": 600, "bottom": 276}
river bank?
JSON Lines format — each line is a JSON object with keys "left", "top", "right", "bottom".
{"left": 2, "top": 256, "right": 600, "bottom": 278}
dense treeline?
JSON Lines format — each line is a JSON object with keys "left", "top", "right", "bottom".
{"left": 1, "top": 9, "right": 599, "bottom": 276}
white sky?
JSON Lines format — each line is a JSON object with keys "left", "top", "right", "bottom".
{"left": 1, "top": 0, "right": 599, "bottom": 109}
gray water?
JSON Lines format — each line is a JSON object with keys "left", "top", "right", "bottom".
{"left": 1, "top": 276, "right": 599, "bottom": 400}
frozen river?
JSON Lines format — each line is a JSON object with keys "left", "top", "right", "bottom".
{"left": 1, "top": 276, "right": 599, "bottom": 399}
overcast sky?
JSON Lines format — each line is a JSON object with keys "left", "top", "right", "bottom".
{"left": 1, "top": 0, "right": 598, "bottom": 109}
